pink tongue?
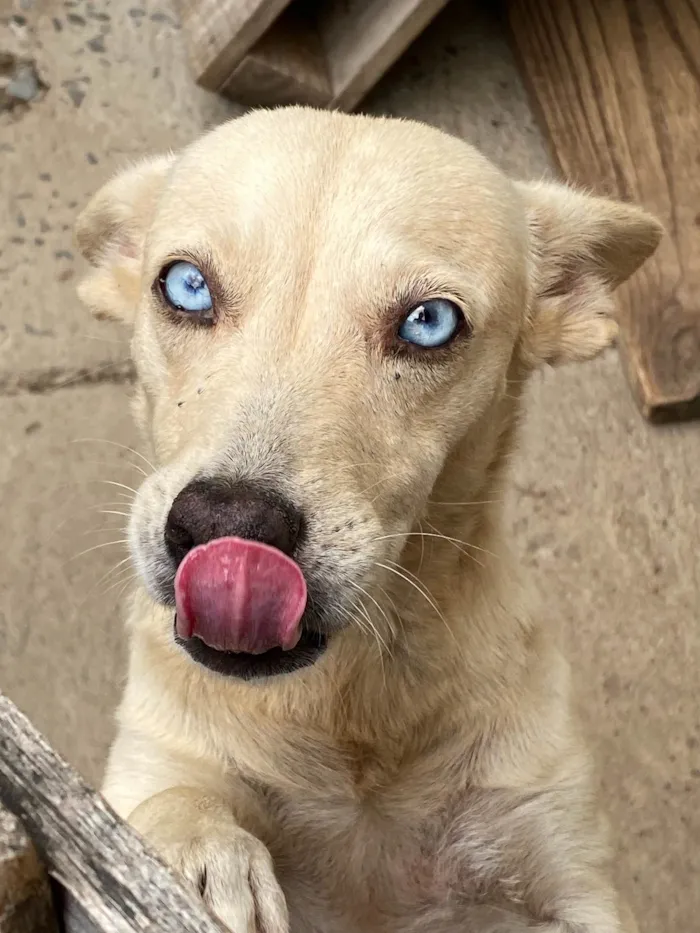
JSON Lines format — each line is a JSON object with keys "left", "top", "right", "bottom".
{"left": 174, "top": 537, "right": 307, "bottom": 654}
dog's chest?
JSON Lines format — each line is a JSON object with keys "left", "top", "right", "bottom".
{"left": 254, "top": 774, "right": 467, "bottom": 933}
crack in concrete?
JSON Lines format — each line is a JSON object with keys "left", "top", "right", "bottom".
{"left": 0, "top": 360, "right": 136, "bottom": 396}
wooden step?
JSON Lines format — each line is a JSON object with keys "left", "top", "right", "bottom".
{"left": 180, "top": 0, "right": 450, "bottom": 112}
{"left": 508, "top": 0, "right": 700, "bottom": 422}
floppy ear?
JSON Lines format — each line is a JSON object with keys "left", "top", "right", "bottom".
{"left": 75, "top": 156, "right": 174, "bottom": 323}
{"left": 516, "top": 181, "right": 663, "bottom": 367}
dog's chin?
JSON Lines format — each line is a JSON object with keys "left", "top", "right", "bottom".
{"left": 173, "top": 617, "right": 328, "bottom": 681}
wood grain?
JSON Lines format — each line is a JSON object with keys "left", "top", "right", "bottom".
{"left": 221, "top": 1, "right": 331, "bottom": 108}
{"left": 178, "top": 0, "right": 293, "bottom": 91}
{"left": 0, "top": 804, "right": 58, "bottom": 933}
{"left": 318, "top": 0, "right": 450, "bottom": 110}
{"left": 0, "top": 694, "right": 226, "bottom": 933}
{"left": 509, "top": 0, "right": 700, "bottom": 421}
{"left": 179, "top": 0, "right": 449, "bottom": 112}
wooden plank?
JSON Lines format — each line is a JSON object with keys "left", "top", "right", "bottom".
{"left": 179, "top": 0, "right": 449, "bottom": 112}
{"left": 317, "top": 0, "right": 451, "bottom": 111}
{"left": 221, "top": 1, "right": 331, "bottom": 108}
{"left": 178, "top": 0, "right": 293, "bottom": 91}
{"left": 0, "top": 804, "right": 58, "bottom": 933}
{"left": 508, "top": 0, "right": 700, "bottom": 422}
{"left": 0, "top": 693, "right": 226, "bottom": 933}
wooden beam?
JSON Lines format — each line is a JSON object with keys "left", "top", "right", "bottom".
{"left": 508, "top": 0, "right": 700, "bottom": 422}
{"left": 317, "top": 0, "right": 451, "bottom": 111}
{"left": 221, "top": 1, "right": 332, "bottom": 108}
{"left": 0, "top": 694, "right": 225, "bottom": 933}
{"left": 178, "top": 0, "right": 293, "bottom": 92}
{"left": 179, "top": 0, "right": 450, "bottom": 113}
{"left": 0, "top": 804, "right": 58, "bottom": 933}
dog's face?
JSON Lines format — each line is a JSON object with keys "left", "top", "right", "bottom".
{"left": 76, "top": 108, "right": 660, "bottom": 680}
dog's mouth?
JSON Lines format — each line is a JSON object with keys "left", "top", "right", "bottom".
{"left": 171, "top": 536, "right": 328, "bottom": 679}
{"left": 174, "top": 622, "right": 328, "bottom": 680}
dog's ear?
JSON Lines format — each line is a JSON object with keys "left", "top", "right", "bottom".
{"left": 75, "top": 156, "right": 174, "bottom": 323}
{"left": 516, "top": 181, "right": 662, "bottom": 367}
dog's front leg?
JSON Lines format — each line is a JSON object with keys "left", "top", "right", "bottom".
{"left": 448, "top": 781, "right": 637, "bottom": 933}
{"left": 504, "top": 817, "right": 635, "bottom": 933}
{"left": 103, "top": 730, "right": 288, "bottom": 933}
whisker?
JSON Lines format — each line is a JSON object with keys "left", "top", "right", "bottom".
{"left": 374, "top": 530, "right": 491, "bottom": 564}
{"left": 86, "top": 501, "right": 133, "bottom": 512}
{"left": 347, "top": 581, "right": 393, "bottom": 654}
{"left": 67, "top": 539, "right": 129, "bottom": 562}
{"left": 81, "top": 458, "right": 148, "bottom": 478}
{"left": 79, "top": 526, "right": 128, "bottom": 538}
{"left": 358, "top": 475, "right": 393, "bottom": 498}
{"left": 424, "top": 520, "right": 497, "bottom": 561}
{"left": 103, "top": 570, "right": 139, "bottom": 599}
{"left": 82, "top": 556, "right": 134, "bottom": 602}
{"left": 50, "top": 358, "right": 133, "bottom": 391}
{"left": 376, "top": 561, "right": 443, "bottom": 622}
{"left": 98, "top": 480, "right": 139, "bottom": 496}
{"left": 427, "top": 498, "right": 503, "bottom": 507}
{"left": 71, "top": 438, "right": 156, "bottom": 473}
{"left": 375, "top": 560, "right": 463, "bottom": 658}
{"left": 375, "top": 583, "right": 407, "bottom": 650}
{"left": 417, "top": 518, "right": 426, "bottom": 574}
{"left": 69, "top": 332, "right": 130, "bottom": 345}
{"left": 349, "top": 598, "right": 388, "bottom": 689}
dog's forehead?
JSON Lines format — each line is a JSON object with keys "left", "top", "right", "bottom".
{"left": 157, "top": 112, "right": 519, "bottom": 245}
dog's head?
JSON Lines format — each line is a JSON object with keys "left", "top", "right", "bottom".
{"left": 76, "top": 108, "right": 661, "bottom": 681}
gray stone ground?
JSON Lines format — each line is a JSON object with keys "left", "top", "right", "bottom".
{"left": 1, "top": 2, "right": 697, "bottom": 931}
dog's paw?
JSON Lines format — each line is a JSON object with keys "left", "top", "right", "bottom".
{"left": 129, "top": 788, "right": 288, "bottom": 933}
{"left": 166, "top": 824, "right": 288, "bottom": 933}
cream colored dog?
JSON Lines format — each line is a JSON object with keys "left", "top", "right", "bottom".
{"left": 76, "top": 107, "right": 661, "bottom": 933}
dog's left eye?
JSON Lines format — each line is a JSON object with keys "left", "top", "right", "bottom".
{"left": 398, "top": 299, "right": 463, "bottom": 348}
{"left": 399, "top": 298, "right": 464, "bottom": 350}
{"left": 158, "top": 261, "right": 213, "bottom": 317}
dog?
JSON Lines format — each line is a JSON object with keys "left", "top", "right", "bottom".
{"left": 75, "top": 107, "right": 661, "bottom": 933}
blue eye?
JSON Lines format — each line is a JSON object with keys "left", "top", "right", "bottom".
{"left": 398, "top": 298, "right": 463, "bottom": 348}
{"left": 159, "top": 261, "right": 213, "bottom": 316}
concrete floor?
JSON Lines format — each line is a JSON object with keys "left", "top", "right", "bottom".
{"left": 1, "top": 2, "right": 698, "bottom": 931}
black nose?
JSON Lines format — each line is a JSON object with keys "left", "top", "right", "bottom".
{"left": 164, "top": 479, "right": 302, "bottom": 566}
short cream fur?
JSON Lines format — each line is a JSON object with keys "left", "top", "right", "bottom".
{"left": 76, "top": 107, "right": 661, "bottom": 933}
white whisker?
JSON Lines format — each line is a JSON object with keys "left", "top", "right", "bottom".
{"left": 424, "top": 520, "right": 497, "bottom": 562}
{"left": 347, "top": 581, "right": 394, "bottom": 654}
{"left": 82, "top": 458, "right": 148, "bottom": 478}
{"left": 376, "top": 560, "right": 463, "bottom": 658}
{"left": 98, "top": 480, "right": 139, "bottom": 496}
{"left": 71, "top": 438, "right": 156, "bottom": 473}
{"left": 374, "top": 530, "right": 491, "bottom": 566}
{"left": 428, "top": 498, "right": 502, "bottom": 507}
{"left": 67, "top": 539, "right": 129, "bottom": 562}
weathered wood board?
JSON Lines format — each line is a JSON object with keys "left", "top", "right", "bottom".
{"left": 508, "top": 0, "right": 700, "bottom": 422}
{"left": 0, "top": 693, "right": 225, "bottom": 933}
{"left": 179, "top": 0, "right": 450, "bottom": 112}
{"left": 317, "top": 0, "right": 451, "bottom": 111}
{"left": 0, "top": 804, "right": 58, "bottom": 933}
{"left": 220, "top": 1, "right": 332, "bottom": 108}
{"left": 179, "top": 0, "right": 292, "bottom": 92}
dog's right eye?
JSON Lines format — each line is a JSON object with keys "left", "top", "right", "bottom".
{"left": 158, "top": 261, "right": 213, "bottom": 320}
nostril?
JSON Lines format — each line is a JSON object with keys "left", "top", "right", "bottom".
{"left": 164, "top": 479, "right": 303, "bottom": 565}
{"left": 164, "top": 518, "right": 195, "bottom": 565}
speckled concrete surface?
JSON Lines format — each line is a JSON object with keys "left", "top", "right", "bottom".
{"left": 0, "top": 2, "right": 697, "bottom": 931}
